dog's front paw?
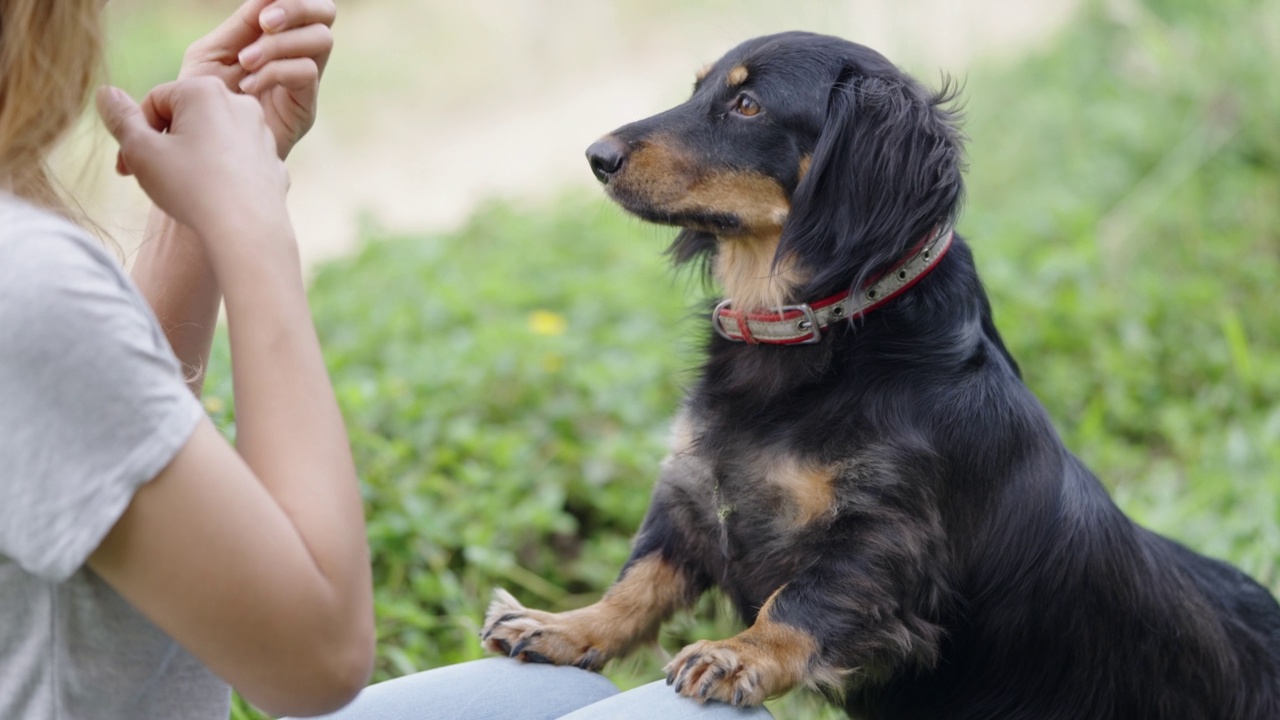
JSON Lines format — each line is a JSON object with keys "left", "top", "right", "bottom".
{"left": 664, "top": 637, "right": 798, "bottom": 707}
{"left": 480, "top": 588, "right": 609, "bottom": 671}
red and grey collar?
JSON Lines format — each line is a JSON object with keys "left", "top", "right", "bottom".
{"left": 712, "top": 225, "right": 955, "bottom": 345}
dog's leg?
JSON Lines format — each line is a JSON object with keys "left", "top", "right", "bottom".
{"left": 666, "top": 444, "right": 951, "bottom": 706}
{"left": 663, "top": 585, "right": 826, "bottom": 707}
{"left": 480, "top": 544, "right": 702, "bottom": 671}
{"left": 482, "top": 409, "right": 716, "bottom": 670}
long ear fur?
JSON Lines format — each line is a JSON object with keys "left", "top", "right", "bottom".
{"left": 778, "top": 68, "right": 966, "bottom": 298}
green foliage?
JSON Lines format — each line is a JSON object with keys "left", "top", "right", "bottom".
{"left": 963, "top": 0, "right": 1280, "bottom": 579}
{"left": 312, "top": 204, "right": 708, "bottom": 669}
{"left": 213, "top": 1, "right": 1279, "bottom": 717}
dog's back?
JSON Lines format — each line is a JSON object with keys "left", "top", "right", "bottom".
{"left": 858, "top": 436, "right": 1280, "bottom": 719}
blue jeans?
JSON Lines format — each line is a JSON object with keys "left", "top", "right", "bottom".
{"left": 300, "top": 658, "right": 775, "bottom": 720}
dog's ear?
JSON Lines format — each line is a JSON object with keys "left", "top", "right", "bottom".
{"left": 778, "top": 68, "right": 965, "bottom": 297}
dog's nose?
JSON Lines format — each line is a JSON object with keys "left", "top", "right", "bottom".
{"left": 586, "top": 137, "right": 627, "bottom": 184}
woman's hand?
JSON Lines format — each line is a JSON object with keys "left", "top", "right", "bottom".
{"left": 96, "top": 79, "right": 290, "bottom": 247}
{"left": 179, "top": 0, "right": 336, "bottom": 159}
{"left": 123, "top": 1, "right": 333, "bottom": 396}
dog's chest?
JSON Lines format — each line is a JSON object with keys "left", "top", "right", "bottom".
{"left": 711, "top": 451, "right": 840, "bottom": 536}
{"left": 663, "top": 410, "right": 843, "bottom": 593}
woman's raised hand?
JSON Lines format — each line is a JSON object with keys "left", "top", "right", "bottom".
{"left": 95, "top": 79, "right": 290, "bottom": 249}
{"left": 180, "top": 0, "right": 336, "bottom": 159}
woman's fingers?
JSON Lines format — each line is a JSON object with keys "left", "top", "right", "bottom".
{"left": 136, "top": 80, "right": 197, "bottom": 133}
{"left": 177, "top": 0, "right": 336, "bottom": 159}
{"left": 98, "top": 84, "right": 182, "bottom": 177}
{"left": 183, "top": 0, "right": 335, "bottom": 82}
{"left": 238, "top": 22, "right": 333, "bottom": 77}
{"left": 98, "top": 77, "right": 288, "bottom": 236}
{"left": 182, "top": 0, "right": 274, "bottom": 75}
{"left": 240, "top": 57, "right": 320, "bottom": 98}
{"left": 96, "top": 87, "right": 154, "bottom": 172}
{"left": 258, "top": 0, "right": 337, "bottom": 73}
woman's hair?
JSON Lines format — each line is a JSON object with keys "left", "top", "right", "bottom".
{"left": 0, "top": 0, "right": 104, "bottom": 215}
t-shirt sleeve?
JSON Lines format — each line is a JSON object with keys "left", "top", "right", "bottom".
{"left": 0, "top": 225, "right": 205, "bottom": 582}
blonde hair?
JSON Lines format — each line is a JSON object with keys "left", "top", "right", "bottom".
{"left": 0, "top": 0, "right": 104, "bottom": 215}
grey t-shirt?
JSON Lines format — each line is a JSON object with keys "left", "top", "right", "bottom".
{"left": 0, "top": 194, "right": 230, "bottom": 719}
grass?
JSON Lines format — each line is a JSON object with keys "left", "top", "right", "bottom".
{"left": 187, "top": 0, "right": 1280, "bottom": 717}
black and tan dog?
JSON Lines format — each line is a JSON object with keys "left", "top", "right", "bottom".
{"left": 480, "top": 32, "right": 1280, "bottom": 718}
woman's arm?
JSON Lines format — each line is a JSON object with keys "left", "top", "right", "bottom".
{"left": 131, "top": 212, "right": 219, "bottom": 396}
{"left": 90, "top": 76, "right": 373, "bottom": 718}
{"left": 131, "top": 0, "right": 334, "bottom": 396}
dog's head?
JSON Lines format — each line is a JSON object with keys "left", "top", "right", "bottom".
{"left": 587, "top": 32, "right": 964, "bottom": 309}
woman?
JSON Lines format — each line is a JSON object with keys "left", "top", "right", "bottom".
{"left": 1, "top": 2, "right": 771, "bottom": 717}
{"left": 1, "top": 1, "right": 372, "bottom": 717}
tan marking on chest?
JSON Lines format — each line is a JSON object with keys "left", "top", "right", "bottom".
{"left": 765, "top": 456, "right": 838, "bottom": 527}
{"left": 714, "top": 232, "right": 805, "bottom": 311}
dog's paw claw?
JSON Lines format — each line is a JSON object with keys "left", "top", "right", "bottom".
{"left": 666, "top": 639, "right": 774, "bottom": 707}
{"left": 523, "top": 650, "right": 553, "bottom": 664}
{"left": 575, "top": 649, "right": 602, "bottom": 671}
{"left": 511, "top": 631, "right": 544, "bottom": 659}
{"left": 478, "top": 588, "right": 612, "bottom": 670}
{"left": 480, "top": 587, "right": 533, "bottom": 654}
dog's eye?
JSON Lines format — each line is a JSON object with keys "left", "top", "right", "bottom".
{"left": 732, "top": 94, "right": 762, "bottom": 117}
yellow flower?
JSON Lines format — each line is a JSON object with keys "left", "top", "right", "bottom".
{"left": 528, "top": 310, "right": 568, "bottom": 337}
{"left": 203, "top": 396, "right": 226, "bottom": 414}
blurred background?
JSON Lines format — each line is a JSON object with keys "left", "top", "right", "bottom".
{"left": 86, "top": 0, "right": 1077, "bottom": 268}
{"left": 85, "top": 0, "right": 1280, "bottom": 717}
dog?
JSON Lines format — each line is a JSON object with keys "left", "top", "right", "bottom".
{"left": 480, "top": 32, "right": 1280, "bottom": 718}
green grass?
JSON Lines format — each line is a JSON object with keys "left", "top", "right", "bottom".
{"left": 963, "top": 0, "right": 1280, "bottom": 578}
{"left": 202, "top": 0, "right": 1279, "bottom": 717}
